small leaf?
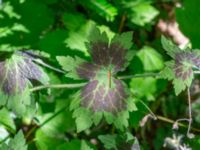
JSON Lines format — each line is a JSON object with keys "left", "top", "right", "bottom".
{"left": 0, "top": 108, "right": 16, "bottom": 132}
{"left": 79, "top": 0, "right": 118, "bottom": 21}
{"left": 56, "top": 56, "right": 86, "bottom": 80}
{"left": 81, "top": 140, "right": 93, "bottom": 150}
{"left": 137, "top": 46, "right": 164, "bottom": 71}
{"left": 123, "top": 0, "right": 159, "bottom": 26}
{"left": 0, "top": 130, "right": 27, "bottom": 150}
{"left": 98, "top": 134, "right": 117, "bottom": 149}
{"left": 73, "top": 108, "right": 93, "bottom": 132}
{"left": 161, "top": 36, "right": 181, "bottom": 58}
{"left": 161, "top": 37, "right": 200, "bottom": 95}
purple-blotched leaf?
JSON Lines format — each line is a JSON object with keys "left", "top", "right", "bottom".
{"left": 161, "top": 36, "right": 200, "bottom": 95}
{"left": 0, "top": 51, "right": 49, "bottom": 95}
{"left": 174, "top": 51, "right": 200, "bottom": 80}
{"left": 75, "top": 30, "right": 133, "bottom": 113}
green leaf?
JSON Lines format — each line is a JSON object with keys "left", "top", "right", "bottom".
{"left": 79, "top": 0, "right": 118, "bottom": 21}
{"left": 0, "top": 130, "right": 27, "bottom": 150}
{"left": 98, "top": 132, "right": 139, "bottom": 150}
{"left": 37, "top": 99, "right": 75, "bottom": 136}
{"left": 56, "top": 56, "right": 86, "bottom": 80}
{"left": 93, "top": 111, "right": 103, "bottom": 125}
{"left": 114, "top": 111, "right": 129, "bottom": 130}
{"left": 65, "top": 27, "right": 136, "bottom": 131}
{"left": 130, "top": 77, "right": 156, "bottom": 101}
{"left": 62, "top": 12, "right": 86, "bottom": 31}
{"left": 81, "top": 140, "right": 93, "bottom": 150}
{"left": 123, "top": 0, "right": 159, "bottom": 26}
{"left": 98, "top": 134, "right": 117, "bottom": 149}
{"left": 57, "top": 140, "right": 81, "bottom": 150}
{"left": 35, "top": 130, "right": 67, "bottom": 150}
{"left": 137, "top": 46, "right": 164, "bottom": 71}
{"left": 65, "top": 20, "right": 96, "bottom": 54}
{"left": 73, "top": 107, "right": 93, "bottom": 132}
{"left": 0, "top": 108, "right": 16, "bottom": 132}
{"left": 0, "top": 51, "right": 49, "bottom": 115}
{"left": 160, "top": 37, "right": 200, "bottom": 95}
{"left": 161, "top": 36, "right": 181, "bottom": 58}
{"left": 0, "top": 126, "right": 9, "bottom": 141}
{"left": 0, "top": 2, "right": 20, "bottom": 19}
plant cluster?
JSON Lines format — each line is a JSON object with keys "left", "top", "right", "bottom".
{"left": 1, "top": 0, "right": 200, "bottom": 149}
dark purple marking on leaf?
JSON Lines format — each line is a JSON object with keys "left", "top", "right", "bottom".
{"left": 109, "top": 43, "right": 126, "bottom": 72}
{"left": 174, "top": 52, "right": 200, "bottom": 80}
{"left": 90, "top": 42, "right": 127, "bottom": 73}
{"left": 80, "top": 79, "right": 127, "bottom": 113}
{"left": 19, "top": 58, "right": 42, "bottom": 80}
{"left": 77, "top": 39, "right": 130, "bottom": 113}
{"left": 77, "top": 62, "right": 97, "bottom": 79}
{"left": 91, "top": 42, "right": 110, "bottom": 66}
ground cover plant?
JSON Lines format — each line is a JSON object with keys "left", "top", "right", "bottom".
{"left": 0, "top": 0, "right": 200, "bottom": 149}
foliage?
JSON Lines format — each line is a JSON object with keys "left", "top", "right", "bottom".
{"left": 1, "top": 0, "right": 200, "bottom": 149}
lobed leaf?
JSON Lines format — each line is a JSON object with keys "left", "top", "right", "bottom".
{"left": 60, "top": 27, "right": 136, "bottom": 130}
{"left": 161, "top": 37, "right": 200, "bottom": 95}
{"left": 0, "top": 50, "right": 49, "bottom": 114}
{"left": 0, "top": 130, "right": 27, "bottom": 150}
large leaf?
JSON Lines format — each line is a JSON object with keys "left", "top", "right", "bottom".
{"left": 76, "top": 29, "right": 133, "bottom": 113}
{"left": 136, "top": 46, "right": 164, "bottom": 71}
{"left": 0, "top": 51, "right": 49, "bottom": 114}
{"left": 58, "top": 28, "right": 136, "bottom": 130}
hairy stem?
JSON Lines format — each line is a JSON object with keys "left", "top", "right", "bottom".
{"left": 139, "top": 100, "right": 157, "bottom": 120}
{"left": 34, "top": 59, "right": 66, "bottom": 74}
{"left": 30, "top": 83, "right": 87, "bottom": 92}
{"left": 187, "top": 87, "right": 193, "bottom": 138}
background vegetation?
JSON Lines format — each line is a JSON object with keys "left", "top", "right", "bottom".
{"left": 0, "top": 0, "right": 200, "bottom": 149}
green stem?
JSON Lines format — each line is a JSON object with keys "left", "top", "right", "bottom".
{"left": 187, "top": 87, "right": 193, "bottom": 138}
{"left": 117, "top": 73, "right": 158, "bottom": 80}
{"left": 156, "top": 115, "right": 200, "bottom": 133}
{"left": 30, "top": 83, "right": 86, "bottom": 92}
{"left": 139, "top": 100, "right": 157, "bottom": 120}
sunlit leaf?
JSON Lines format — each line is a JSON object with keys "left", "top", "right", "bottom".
{"left": 123, "top": 0, "right": 159, "bottom": 26}
{"left": 0, "top": 130, "right": 27, "bottom": 150}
